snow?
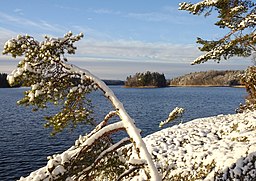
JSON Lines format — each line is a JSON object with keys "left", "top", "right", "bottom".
{"left": 128, "top": 158, "right": 146, "bottom": 166}
{"left": 35, "top": 90, "right": 43, "bottom": 97}
{"left": 69, "top": 86, "right": 77, "bottom": 93}
{"left": 141, "top": 110, "right": 256, "bottom": 180}
{"left": 28, "top": 92, "right": 35, "bottom": 102}
{"left": 5, "top": 32, "right": 254, "bottom": 180}
{"left": 80, "top": 121, "right": 124, "bottom": 147}
{"left": 7, "top": 74, "right": 15, "bottom": 85}
{"left": 24, "top": 62, "right": 32, "bottom": 72}
{"left": 31, "top": 84, "right": 39, "bottom": 91}
{"left": 64, "top": 63, "right": 161, "bottom": 181}
{"left": 52, "top": 165, "right": 66, "bottom": 177}
{"left": 159, "top": 107, "right": 184, "bottom": 128}
{"left": 18, "top": 111, "right": 256, "bottom": 180}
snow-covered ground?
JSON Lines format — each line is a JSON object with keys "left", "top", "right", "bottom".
{"left": 144, "top": 110, "right": 256, "bottom": 180}
{"left": 19, "top": 111, "right": 256, "bottom": 180}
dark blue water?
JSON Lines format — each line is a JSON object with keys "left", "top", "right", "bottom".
{"left": 0, "top": 86, "right": 246, "bottom": 180}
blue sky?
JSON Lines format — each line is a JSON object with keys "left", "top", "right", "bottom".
{"left": 0, "top": 0, "right": 252, "bottom": 79}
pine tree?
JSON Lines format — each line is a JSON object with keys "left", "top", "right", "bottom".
{"left": 179, "top": 0, "right": 256, "bottom": 110}
{"left": 3, "top": 33, "right": 160, "bottom": 180}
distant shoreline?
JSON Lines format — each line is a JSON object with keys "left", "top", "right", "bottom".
{"left": 123, "top": 85, "right": 165, "bottom": 88}
{"left": 169, "top": 85, "right": 245, "bottom": 88}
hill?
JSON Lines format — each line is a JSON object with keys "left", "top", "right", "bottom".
{"left": 170, "top": 70, "right": 243, "bottom": 87}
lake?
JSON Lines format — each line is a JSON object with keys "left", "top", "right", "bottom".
{"left": 0, "top": 86, "right": 246, "bottom": 180}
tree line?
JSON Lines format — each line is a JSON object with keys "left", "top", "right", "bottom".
{"left": 170, "top": 70, "right": 243, "bottom": 86}
{"left": 0, "top": 73, "right": 21, "bottom": 88}
{"left": 125, "top": 71, "right": 167, "bottom": 88}
{"left": 0, "top": 73, "right": 11, "bottom": 88}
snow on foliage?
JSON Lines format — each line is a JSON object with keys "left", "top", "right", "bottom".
{"left": 18, "top": 111, "right": 256, "bottom": 180}
{"left": 159, "top": 107, "right": 184, "bottom": 128}
{"left": 179, "top": 0, "right": 256, "bottom": 112}
{"left": 3, "top": 32, "right": 160, "bottom": 180}
{"left": 179, "top": 0, "right": 256, "bottom": 64}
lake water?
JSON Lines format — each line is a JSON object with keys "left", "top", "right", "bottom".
{"left": 0, "top": 86, "right": 246, "bottom": 180}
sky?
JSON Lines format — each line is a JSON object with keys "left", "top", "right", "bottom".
{"left": 0, "top": 0, "right": 252, "bottom": 80}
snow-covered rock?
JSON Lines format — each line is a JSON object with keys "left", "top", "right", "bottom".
{"left": 18, "top": 111, "right": 256, "bottom": 180}
{"left": 143, "top": 110, "right": 256, "bottom": 180}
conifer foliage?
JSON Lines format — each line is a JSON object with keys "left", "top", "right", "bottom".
{"left": 179, "top": 0, "right": 255, "bottom": 64}
{"left": 3, "top": 33, "right": 160, "bottom": 180}
{"left": 179, "top": 0, "right": 256, "bottom": 111}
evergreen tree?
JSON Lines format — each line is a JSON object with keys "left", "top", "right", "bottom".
{"left": 2, "top": 33, "right": 160, "bottom": 180}
{"left": 179, "top": 0, "right": 256, "bottom": 111}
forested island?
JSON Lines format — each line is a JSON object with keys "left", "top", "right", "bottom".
{"left": 169, "top": 70, "right": 243, "bottom": 87}
{"left": 125, "top": 71, "right": 167, "bottom": 88}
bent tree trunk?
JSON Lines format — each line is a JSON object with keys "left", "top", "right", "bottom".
{"left": 64, "top": 63, "right": 160, "bottom": 180}
{"left": 3, "top": 33, "right": 160, "bottom": 180}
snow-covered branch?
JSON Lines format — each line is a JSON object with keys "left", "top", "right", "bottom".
{"left": 63, "top": 63, "right": 161, "bottom": 180}
{"left": 159, "top": 107, "right": 184, "bottom": 128}
{"left": 180, "top": 0, "right": 256, "bottom": 65}
{"left": 3, "top": 32, "right": 160, "bottom": 180}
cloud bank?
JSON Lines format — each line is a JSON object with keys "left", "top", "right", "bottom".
{"left": 0, "top": 8, "right": 252, "bottom": 80}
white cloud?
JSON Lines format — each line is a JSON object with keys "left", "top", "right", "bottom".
{"left": 0, "top": 29, "right": 251, "bottom": 79}
{"left": 0, "top": 12, "right": 38, "bottom": 27}
{"left": 39, "top": 20, "right": 67, "bottom": 33}
{"left": 0, "top": 27, "right": 19, "bottom": 50}
{"left": 54, "top": 5, "right": 80, "bottom": 12}
{"left": 0, "top": 12, "right": 66, "bottom": 33}
{"left": 68, "top": 58, "right": 251, "bottom": 80}
{"left": 14, "top": 8, "right": 24, "bottom": 15}
{"left": 71, "top": 25, "right": 113, "bottom": 40}
{"left": 126, "top": 7, "right": 199, "bottom": 25}
{"left": 66, "top": 38, "right": 252, "bottom": 79}
{"left": 127, "top": 12, "right": 170, "bottom": 22}
{"left": 75, "top": 39, "right": 202, "bottom": 64}
{"left": 90, "top": 8, "right": 121, "bottom": 15}
{"left": 0, "top": 27, "right": 17, "bottom": 39}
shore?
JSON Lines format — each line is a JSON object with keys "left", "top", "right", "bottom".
{"left": 123, "top": 85, "right": 166, "bottom": 88}
{"left": 141, "top": 110, "right": 256, "bottom": 180}
{"left": 169, "top": 84, "right": 245, "bottom": 88}
{"left": 124, "top": 85, "right": 245, "bottom": 88}
{"left": 18, "top": 110, "right": 256, "bottom": 180}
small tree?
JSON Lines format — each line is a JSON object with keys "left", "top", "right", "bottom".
{"left": 179, "top": 0, "right": 256, "bottom": 111}
{"left": 3, "top": 32, "right": 160, "bottom": 180}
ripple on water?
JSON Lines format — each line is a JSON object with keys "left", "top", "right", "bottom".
{"left": 0, "top": 86, "right": 246, "bottom": 180}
